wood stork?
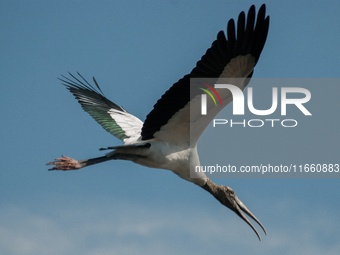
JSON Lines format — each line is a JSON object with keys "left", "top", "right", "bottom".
{"left": 47, "top": 4, "right": 269, "bottom": 241}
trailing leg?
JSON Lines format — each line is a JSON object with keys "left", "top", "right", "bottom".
{"left": 47, "top": 155, "right": 113, "bottom": 171}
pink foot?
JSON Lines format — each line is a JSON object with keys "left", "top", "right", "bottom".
{"left": 47, "top": 155, "right": 81, "bottom": 171}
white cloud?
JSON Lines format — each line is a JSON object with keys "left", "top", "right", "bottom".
{"left": 0, "top": 197, "right": 339, "bottom": 255}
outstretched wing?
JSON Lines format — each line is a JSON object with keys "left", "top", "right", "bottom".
{"left": 60, "top": 72, "right": 143, "bottom": 144}
{"left": 141, "top": 4, "right": 269, "bottom": 145}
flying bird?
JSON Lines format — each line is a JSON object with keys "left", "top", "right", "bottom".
{"left": 47, "top": 4, "right": 269, "bottom": 240}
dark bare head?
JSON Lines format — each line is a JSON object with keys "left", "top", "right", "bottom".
{"left": 202, "top": 178, "right": 267, "bottom": 241}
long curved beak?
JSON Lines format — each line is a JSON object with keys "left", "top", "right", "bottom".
{"left": 202, "top": 179, "right": 266, "bottom": 241}
{"left": 232, "top": 194, "right": 267, "bottom": 241}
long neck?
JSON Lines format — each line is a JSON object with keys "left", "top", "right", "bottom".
{"left": 201, "top": 178, "right": 218, "bottom": 196}
{"left": 201, "top": 178, "right": 236, "bottom": 207}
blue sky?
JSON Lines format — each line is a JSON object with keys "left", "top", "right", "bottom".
{"left": 1, "top": 0, "right": 340, "bottom": 254}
